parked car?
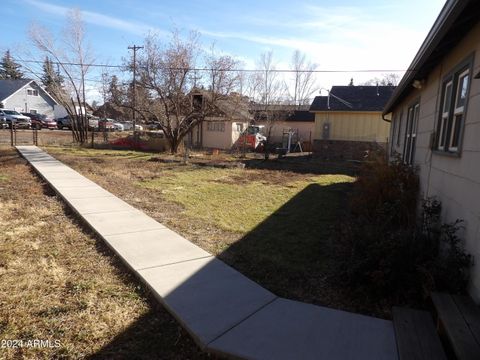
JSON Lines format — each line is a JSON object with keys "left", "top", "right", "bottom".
{"left": 56, "top": 115, "right": 72, "bottom": 130}
{"left": 87, "top": 116, "right": 99, "bottom": 130}
{"left": 146, "top": 122, "right": 162, "bottom": 130}
{"left": 22, "top": 113, "right": 57, "bottom": 130}
{"left": 0, "top": 112, "right": 7, "bottom": 129}
{"left": 0, "top": 109, "right": 32, "bottom": 128}
{"left": 113, "top": 122, "right": 124, "bottom": 131}
{"left": 121, "top": 121, "right": 144, "bottom": 131}
{"left": 98, "top": 118, "right": 115, "bottom": 131}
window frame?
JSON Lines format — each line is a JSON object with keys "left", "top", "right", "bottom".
{"left": 435, "top": 55, "right": 474, "bottom": 155}
{"left": 390, "top": 114, "right": 397, "bottom": 154}
{"left": 206, "top": 121, "right": 226, "bottom": 132}
{"left": 27, "top": 89, "right": 39, "bottom": 96}
{"left": 396, "top": 111, "right": 403, "bottom": 146}
{"left": 403, "top": 101, "right": 419, "bottom": 165}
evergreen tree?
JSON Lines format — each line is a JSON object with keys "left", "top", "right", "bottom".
{"left": 41, "top": 57, "right": 64, "bottom": 94}
{"left": 0, "top": 50, "right": 24, "bottom": 80}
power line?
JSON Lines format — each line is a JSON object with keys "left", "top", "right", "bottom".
{"left": 22, "top": 68, "right": 106, "bottom": 84}
{"left": 15, "top": 58, "right": 411, "bottom": 74}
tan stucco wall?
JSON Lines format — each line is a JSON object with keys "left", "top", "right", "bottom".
{"left": 389, "top": 21, "right": 480, "bottom": 301}
{"left": 255, "top": 120, "right": 314, "bottom": 143}
{"left": 313, "top": 111, "right": 390, "bottom": 142}
{"left": 196, "top": 119, "right": 249, "bottom": 150}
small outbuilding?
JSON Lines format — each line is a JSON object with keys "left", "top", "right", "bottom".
{"left": 310, "top": 85, "right": 395, "bottom": 159}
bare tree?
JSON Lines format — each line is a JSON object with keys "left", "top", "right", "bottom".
{"left": 114, "top": 31, "right": 242, "bottom": 153}
{"left": 205, "top": 45, "right": 241, "bottom": 97}
{"left": 290, "top": 50, "right": 318, "bottom": 106}
{"left": 361, "top": 73, "right": 400, "bottom": 86}
{"left": 251, "top": 51, "right": 289, "bottom": 159}
{"left": 29, "top": 9, "right": 94, "bottom": 143}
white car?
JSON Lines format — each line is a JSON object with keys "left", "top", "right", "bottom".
{"left": 121, "top": 121, "right": 143, "bottom": 131}
{"left": 113, "top": 122, "right": 124, "bottom": 131}
{"left": 0, "top": 109, "right": 32, "bottom": 128}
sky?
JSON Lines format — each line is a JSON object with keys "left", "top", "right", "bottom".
{"left": 0, "top": 0, "right": 446, "bottom": 102}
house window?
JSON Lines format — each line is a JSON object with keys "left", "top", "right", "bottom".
{"left": 27, "top": 89, "right": 39, "bottom": 96}
{"left": 390, "top": 114, "right": 397, "bottom": 153}
{"left": 30, "top": 109, "right": 38, "bottom": 114}
{"left": 236, "top": 123, "right": 244, "bottom": 132}
{"left": 207, "top": 122, "right": 225, "bottom": 132}
{"left": 436, "top": 63, "right": 471, "bottom": 153}
{"left": 397, "top": 111, "right": 403, "bottom": 146}
{"left": 403, "top": 103, "right": 419, "bottom": 165}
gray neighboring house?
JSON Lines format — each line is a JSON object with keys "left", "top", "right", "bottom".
{"left": 383, "top": 0, "right": 480, "bottom": 300}
{"left": 0, "top": 79, "right": 58, "bottom": 117}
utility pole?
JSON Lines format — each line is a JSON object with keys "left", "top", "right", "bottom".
{"left": 128, "top": 45, "right": 143, "bottom": 138}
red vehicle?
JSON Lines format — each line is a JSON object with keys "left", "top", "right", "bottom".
{"left": 98, "top": 118, "right": 115, "bottom": 131}
{"left": 22, "top": 113, "right": 57, "bottom": 130}
{"left": 237, "top": 125, "right": 267, "bottom": 150}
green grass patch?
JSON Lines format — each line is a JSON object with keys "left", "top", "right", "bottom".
{"left": 0, "top": 174, "right": 8, "bottom": 181}
{"left": 44, "top": 146, "right": 155, "bottom": 160}
{"left": 138, "top": 166, "right": 354, "bottom": 233}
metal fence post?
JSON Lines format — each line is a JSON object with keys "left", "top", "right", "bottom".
{"left": 10, "top": 123, "right": 13, "bottom": 146}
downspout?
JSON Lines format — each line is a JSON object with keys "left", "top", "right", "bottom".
{"left": 382, "top": 112, "right": 393, "bottom": 159}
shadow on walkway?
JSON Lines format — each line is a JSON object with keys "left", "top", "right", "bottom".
{"left": 90, "top": 179, "right": 355, "bottom": 358}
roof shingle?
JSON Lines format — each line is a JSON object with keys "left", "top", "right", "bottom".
{"left": 0, "top": 79, "right": 32, "bottom": 102}
{"left": 310, "top": 85, "right": 396, "bottom": 112}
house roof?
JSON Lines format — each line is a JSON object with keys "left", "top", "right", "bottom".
{"left": 0, "top": 79, "right": 59, "bottom": 106}
{"left": 250, "top": 104, "right": 310, "bottom": 112}
{"left": 250, "top": 104, "right": 313, "bottom": 122}
{"left": 383, "top": 0, "right": 479, "bottom": 114}
{"left": 0, "top": 79, "right": 32, "bottom": 102}
{"left": 216, "top": 97, "right": 251, "bottom": 120}
{"left": 286, "top": 110, "right": 315, "bottom": 122}
{"left": 310, "top": 86, "right": 396, "bottom": 112}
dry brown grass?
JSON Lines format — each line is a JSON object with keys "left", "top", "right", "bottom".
{"left": 0, "top": 147, "right": 211, "bottom": 359}
{"left": 41, "top": 146, "right": 387, "bottom": 317}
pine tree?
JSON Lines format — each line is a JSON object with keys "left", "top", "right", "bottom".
{"left": 0, "top": 50, "right": 24, "bottom": 80}
{"left": 41, "top": 57, "right": 64, "bottom": 94}
{"left": 108, "top": 75, "right": 121, "bottom": 102}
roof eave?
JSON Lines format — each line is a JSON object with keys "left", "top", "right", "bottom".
{"left": 1, "top": 80, "right": 33, "bottom": 103}
{"left": 383, "top": 0, "right": 468, "bottom": 115}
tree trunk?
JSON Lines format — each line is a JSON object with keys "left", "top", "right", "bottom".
{"left": 169, "top": 137, "right": 179, "bottom": 154}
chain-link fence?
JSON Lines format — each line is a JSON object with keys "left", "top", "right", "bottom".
{"left": 0, "top": 127, "right": 168, "bottom": 152}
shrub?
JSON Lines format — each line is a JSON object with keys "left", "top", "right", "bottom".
{"left": 332, "top": 157, "right": 472, "bottom": 305}
{"left": 349, "top": 155, "right": 419, "bottom": 228}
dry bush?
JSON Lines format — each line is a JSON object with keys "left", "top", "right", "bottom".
{"left": 332, "top": 156, "right": 471, "bottom": 306}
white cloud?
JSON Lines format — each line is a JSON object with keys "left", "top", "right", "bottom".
{"left": 205, "top": 4, "right": 426, "bottom": 70}
{"left": 24, "top": 0, "right": 163, "bottom": 36}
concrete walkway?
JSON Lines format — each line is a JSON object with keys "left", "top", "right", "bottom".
{"left": 16, "top": 145, "right": 399, "bottom": 360}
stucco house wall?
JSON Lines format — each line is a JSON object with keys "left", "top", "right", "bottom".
{"left": 190, "top": 119, "right": 249, "bottom": 150}
{"left": 389, "top": 21, "right": 480, "bottom": 300}
{"left": 2, "top": 81, "right": 56, "bottom": 117}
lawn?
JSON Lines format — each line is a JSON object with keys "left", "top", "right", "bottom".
{"left": 0, "top": 147, "right": 211, "bottom": 359}
{"left": 41, "top": 146, "right": 381, "bottom": 316}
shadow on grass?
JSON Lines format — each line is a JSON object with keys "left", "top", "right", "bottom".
{"left": 34, "top": 150, "right": 355, "bottom": 358}
{"left": 218, "top": 181, "right": 353, "bottom": 303}
{"left": 86, "top": 308, "right": 210, "bottom": 360}
{"left": 89, "top": 181, "right": 353, "bottom": 358}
